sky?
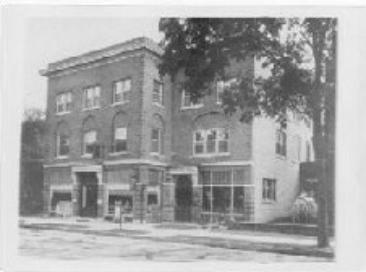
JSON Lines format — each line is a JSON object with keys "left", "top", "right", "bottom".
{"left": 23, "top": 17, "right": 162, "bottom": 111}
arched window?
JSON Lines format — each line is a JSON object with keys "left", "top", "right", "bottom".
{"left": 150, "top": 114, "right": 164, "bottom": 154}
{"left": 111, "top": 112, "right": 128, "bottom": 153}
{"left": 82, "top": 116, "right": 98, "bottom": 157}
{"left": 56, "top": 122, "right": 70, "bottom": 158}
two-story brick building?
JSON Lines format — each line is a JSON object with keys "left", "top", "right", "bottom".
{"left": 40, "top": 37, "right": 313, "bottom": 224}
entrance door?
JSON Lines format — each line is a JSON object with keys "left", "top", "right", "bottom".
{"left": 175, "top": 175, "right": 192, "bottom": 222}
{"left": 78, "top": 172, "right": 98, "bottom": 217}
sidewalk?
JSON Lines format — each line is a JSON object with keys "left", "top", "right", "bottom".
{"left": 19, "top": 216, "right": 335, "bottom": 259}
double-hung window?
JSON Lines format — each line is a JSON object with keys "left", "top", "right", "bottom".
{"left": 216, "top": 78, "right": 237, "bottom": 104}
{"left": 193, "top": 128, "right": 229, "bottom": 156}
{"left": 181, "top": 89, "right": 203, "bottom": 109}
{"left": 275, "top": 128, "right": 287, "bottom": 156}
{"left": 113, "top": 127, "right": 127, "bottom": 153}
{"left": 83, "top": 130, "right": 97, "bottom": 156}
{"left": 57, "top": 133, "right": 70, "bottom": 157}
{"left": 83, "top": 86, "right": 100, "bottom": 109}
{"left": 152, "top": 80, "right": 163, "bottom": 106}
{"left": 151, "top": 128, "right": 161, "bottom": 154}
{"left": 262, "top": 178, "right": 276, "bottom": 201}
{"left": 56, "top": 92, "right": 72, "bottom": 114}
{"left": 113, "top": 78, "right": 131, "bottom": 104}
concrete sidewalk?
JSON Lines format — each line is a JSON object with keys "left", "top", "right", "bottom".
{"left": 19, "top": 216, "right": 335, "bottom": 259}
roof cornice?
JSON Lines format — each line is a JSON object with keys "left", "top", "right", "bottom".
{"left": 40, "top": 37, "right": 163, "bottom": 77}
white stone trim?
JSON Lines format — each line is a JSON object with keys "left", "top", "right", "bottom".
{"left": 200, "top": 160, "right": 253, "bottom": 166}
{"left": 103, "top": 159, "right": 167, "bottom": 167}
{"left": 50, "top": 184, "right": 73, "bottom": 191}
{"left": 107, "top": 183, "right": 131, "bottom": 190}
{"left": 170, "top": 166, "right": 198, "bottom": 175}
{"left": 72, "top": 165, "right": 102, "bottom": 172}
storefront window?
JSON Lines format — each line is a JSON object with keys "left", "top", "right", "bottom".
{"left": 108, "top": 195, "right": 133, "bottom": 214}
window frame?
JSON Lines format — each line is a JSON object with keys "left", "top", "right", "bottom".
{"left": 82, "top": 129, "right": 97, "bottom": 157}
{"left": 216, "top": 78, "right": 237, "bottom": 105}
{"left": 152, "top": 80, "right": 164, "bottom": 107}
{"left": 56, "top": 132, "right": 70, "bottom": 159}
{"left": 181, "top": 89, "right": 203, "bottom": 110}
{"left": 112, "top": 78, "right": 131, "bottom": 105}
{"left": 82, "top": 85, "right": 101, "bottom": 110}
{"left": 111, "top": 127, "right": 128, "bottom": 154}
{"left": 275, "top": 128, "right": 287, "bottom": 157}
{"left": 192, "top": 128, "right": 230, "bottom": 156}
{"left": 150, "top": 128, "right": 162, "bottom": 155}
{"left": 262, "top": 178, "right": 277, "bottom": 202}
{"left": 56, "top": 92, "right": 72, "bottom": 115}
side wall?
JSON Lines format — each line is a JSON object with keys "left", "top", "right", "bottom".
{"left": 252, "top": 115, "right": 313, "bottom": 223}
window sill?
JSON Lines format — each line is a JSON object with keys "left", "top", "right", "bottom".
{"left": 56, "top": 156, "right": 69, "bottom": 160}
{"left": 82, "top": 107, "right": 100, "bottom": 112}
{"left": 180, "top": 105, "right": 204, "bottom": 111}
{"left": 55, "top": 111, "right": 71, "bottom": 116}
{"left": 111, "top": 101, "right": 129, "bottom": 107}
{"left": 191, "top": 152, "right": 230, "bottom": 158}
{"left": 275, "top": 154, "right": 287, "bottom": 160}
{"left": 153, "top": 102, "right": 164, "bottom": 109}
{"left": 81, "top": 154, "right": 93, "bottom": 159}
{"left": 109, "top": 151, "right": 129, "bottom": 156}
{"left": 262, "top": 200, "right": 276, "bottom": 204}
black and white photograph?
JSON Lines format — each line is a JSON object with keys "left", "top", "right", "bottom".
{"left": 1, "top": 4, "right": 366, "bottom": 272}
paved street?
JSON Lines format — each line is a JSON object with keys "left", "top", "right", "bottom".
{"left": 19, "top": 217, "right": 334, "bottom": 262}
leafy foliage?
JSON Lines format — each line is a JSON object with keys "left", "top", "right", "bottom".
{"left": 159, "top": 18, "right": 336, "bottom": 122}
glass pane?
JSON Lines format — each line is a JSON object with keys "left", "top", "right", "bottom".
{"left": 218, "top": 140, "right": 228, "bottom": 153}
{"left": 212, "top": 171, "right": 231, "bottom": 185}
{"left": 115, "top": 140, "right": 127, "bottom": 152}
{"left": 202, "top": 187, "right": 211, "bottom": 211}
{"left": 212, "top": 186, "right": 231, "bottom": 213}
{"left": 200, "top": 171, "right": 211, "bottom": 185}
{"left": 234, "top": 187, "right": 245, "bottom": 213}
{"left": 115, "top": 127, "right": 127, "bottom": 140}
{"left": 195, "top": 143, "right": 204, "bottom": 154}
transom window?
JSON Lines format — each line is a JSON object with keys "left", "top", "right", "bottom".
{"left": 82, "top": 86, "right": 100, "bottom": 109}
{"left": 275, "top": 128, "right": 287, "bottom": 156}
{"left": 193, "top": 128, "right": 229, "bottom": 155}
{"left": 113, "top": 127, "right": 127, "bottom": 153}
{"left": 151, "top": 128, "right": 162, "bottom": 154}
{"left": 57, "top": 133, "right": 70, "bottom": 157}
{"left": 56, "top": 92, "right": 72, "bottom": 114}
{"left": 181, "top": 89, "right": 203, "bottom": 109}
{"left": 262, "top": 178, "right": 276, "bottom": 201}
{"left": 153, "top": 80, "right": 163, "bottom": 106}
{"left": 113, "top": 78, "right": 131, "bottom": 104}
{"left": 83, "top": 130, "right": 97, "bottom": 155}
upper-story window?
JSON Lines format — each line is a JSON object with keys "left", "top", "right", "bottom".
{"left": 262, "top": 178, "right": 276, "bottom": 201}
{"left": 82, "top": 86, "right": 100, "bottom": 110}
{"left": 216, "top": 78, "right": 237, "bottom": 104}
{"left": 275, "top": 128, "right": 287, "bottom": 157}
{"left": 150, "top": 128, "right": 161, "bottom": 154}
{"left": 113, "top": 78, "right": 131, "bottom": 104}
{"left": 56, "top": 92, "right": 72, "bottom": 114}
{"left": 83, "top": 130, "right": 97, "bottom": 156}
{"left": 113, "top": 127, "right": 127, "bottom": 153}
{"left": 56, "top": 122, "right": 70, "bottom": 158}
{"left": 193, "top": 128, "right": 229, "bottom": 156}
{"left": 152, "top": 80, "right": 163, "bottom": 106}
{"left": 57, "top": 133, "right": 70, "bottom": 158}
{"left": 181, "top": 89, "right": 203, "bottom": 109}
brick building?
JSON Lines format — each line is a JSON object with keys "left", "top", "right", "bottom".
{"left": 40, "top": 37, "right": 313, "bottom": 223}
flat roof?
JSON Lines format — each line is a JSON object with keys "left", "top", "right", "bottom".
{"left": 40, "top": 36, "right": 163, "bottom": 76}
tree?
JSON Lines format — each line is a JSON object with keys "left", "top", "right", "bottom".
{"left": 20, "top": 108, "right": 47, "bottom": 214}
{"left": 159, "top": 18, "right": 336, "bottom": 248}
